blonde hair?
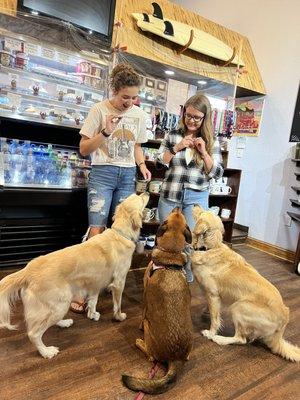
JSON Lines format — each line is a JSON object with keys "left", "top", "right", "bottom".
{"left": 110, "top": 63, "right": 141, "bottom": 92}
{"left": 179, "top": 93, "right": 214, "bottom": 166}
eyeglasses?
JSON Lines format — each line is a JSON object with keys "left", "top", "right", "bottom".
{"left": 185, "top": 113, "right": 205, "bottom": 122}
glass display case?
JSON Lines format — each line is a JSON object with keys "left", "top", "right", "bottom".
{"left": 0, "top": 31, "right": 108, "bottom": 129}
{"left": 0, "top": 136, "right": 90, "bottom": 189}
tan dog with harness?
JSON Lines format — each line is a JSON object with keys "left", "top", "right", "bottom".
{"left": 122, "top": 207, "right": 193, "bottom": 394}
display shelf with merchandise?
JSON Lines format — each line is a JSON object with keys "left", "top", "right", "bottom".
{"left": 288, "top": 153, "right": 300, "bottom": 274}
{"left": 0, "top": 32, "right": 108, "bottom": 130}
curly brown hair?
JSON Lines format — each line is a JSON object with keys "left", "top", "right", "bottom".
{"left": 110, "top": 63, "right": 141, "bottom": 92}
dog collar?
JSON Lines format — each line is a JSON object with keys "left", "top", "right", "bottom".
{"left": 156, "top": 245, "right": 185, "bottom": 254}
{"left": 151, "top": 261, "right": 185, "bottom": 275}
{"left": 111, "top": 227, "right": 137, "bottom": 244}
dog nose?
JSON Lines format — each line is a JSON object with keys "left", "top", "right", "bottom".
{"left": 172, "top": 206, "right": 181, "bottom": 213}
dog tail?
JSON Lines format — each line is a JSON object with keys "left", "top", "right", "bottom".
{"left": 264, "top": 330, "right": 300, "bottom": 362}
{"left": 0, "top": 268, "right": 27, "bottom": 330}
{"left": 122, "top": 360, "right": 184, "bottom": 395}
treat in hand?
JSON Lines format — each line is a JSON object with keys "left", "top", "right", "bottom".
{"left": 105, "top": 114, "right": 122, "bottom": 134}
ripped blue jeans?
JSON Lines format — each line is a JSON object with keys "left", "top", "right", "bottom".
{"left": 87, "top": 165, "right": 136, "bottom": 227}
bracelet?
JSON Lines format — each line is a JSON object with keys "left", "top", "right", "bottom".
{"left": 138, "top": 161, "right": 145, "bottom": 168}
{"left": 101, "top": 128, "right": 110, "bottom": 138}
{"left": 170, "top": 146, "right": 177, "bottom": 155}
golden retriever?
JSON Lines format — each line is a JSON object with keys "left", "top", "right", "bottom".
{"left": 122, "top": 207, "right": 193, "bottom": 394}
{"left": 0, "top": 192, "right": 149, "bottom": 359}
{"left": 191, "top": 205, "right": 300, "bottom": 362}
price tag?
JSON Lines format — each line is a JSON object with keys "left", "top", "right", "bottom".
{"left": 7, "top": 93, "right": 21, "bottom": 108}
{"left": 91, "top": 93, "right": 103, "bottom": 102}
{"left": 54, "top": 108, "right": 67, "bottom": 115}
{"left": 57, "top": 84, "right": 68, "bottom": 93}
{"left": 24, "top": 42, "right": 40, "bottom": 56}
{"left": 75, "top": 89, "right": 84, "bottom": 98}
{"left": 4, "top": 37, "right": 22, "bottom": 51}
{"left": 41, "top": 47, "right": 55, "bottom": 60}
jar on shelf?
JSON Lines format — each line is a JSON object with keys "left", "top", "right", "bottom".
{"left": 0, "top": 49, "right": 14, "bottom": 67}
{"left": 15, "top": 51, "right": 28, "bottom": 69}
{"left": 91, "top": 65, "right": 102, "bottom": 78}
{"left": 77, "top": 61, "right": 91, "bottom": 75}
{"left": 10, "top": 78, "right": 17, "bottom": 89}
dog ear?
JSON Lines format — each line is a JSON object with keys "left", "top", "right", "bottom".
{"left": 155, "top": 221, "right": 168, "bottom": 244}
{"left": 218, "top": 218, "right": 225, "bottom": 235}
{"left": 193, "top": 204, "right": 205, "bottom": 221}
{"left": 184, "top": 225, "right": 192, "bottom": 244}
{"left": 131, "top": 210, "right": 143, "bottom": 231}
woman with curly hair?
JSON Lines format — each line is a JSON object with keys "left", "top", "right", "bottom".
{"left": 70, "top": 64, "right": 151, "bottom": 313}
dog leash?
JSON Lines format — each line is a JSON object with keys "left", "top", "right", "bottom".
{"left": 133, "top": 361, "right": 159, "bottom": 400}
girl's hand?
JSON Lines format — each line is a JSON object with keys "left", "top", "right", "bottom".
{"left": 194, "top": 137, "right": 207, "bottom": 157}
{"left": 139, "top": 163, "right": 152, "bottom": 180}
{"left": 175, "top": 134, "right": 195, "bottom": 152}
{"left": 105, "top": 114, "right": 122, "bottom": 134}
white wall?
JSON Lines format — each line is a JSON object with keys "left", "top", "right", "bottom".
{"left": 174, "top": 0, "right": 300, "bottom": 251}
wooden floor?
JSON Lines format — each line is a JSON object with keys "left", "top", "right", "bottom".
{"left": 0, "top": 245, "right": 299, "bottom": 400}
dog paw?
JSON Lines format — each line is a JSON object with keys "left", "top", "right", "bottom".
{"left": 40, "top": 346, "right": 59, "bottom": 359}
{"left": 57, "top": 319, "right": 73, "bottom": 328}
{"left": 114, "top": 312, "right": 127, "bottom": 322}
{"left": 87, "top": 311, "right": 100, "bottom": 321}
{"left": 201, "top": 329, "right": 215, "bottom": 340}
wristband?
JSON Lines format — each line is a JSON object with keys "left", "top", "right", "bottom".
{"left": 101, "top": 128, "right": 110, "bottom": 138}
{"left": 170, "top": 146, "right": 177, "bottom": 155}
{"left": 138, "top": 161, "right": 145, "bottom": 167}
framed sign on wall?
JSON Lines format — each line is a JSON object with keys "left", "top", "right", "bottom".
{"left": 289, "top": 84, "right": 300, "bottom": 142}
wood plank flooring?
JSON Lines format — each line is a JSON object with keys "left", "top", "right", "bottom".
{"left": 0, "top": 245, "right": 299, "bottom": 400}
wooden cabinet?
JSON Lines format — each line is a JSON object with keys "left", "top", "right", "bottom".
{"left": 287, "top": 158, "right": 300, "bottom": 275}
{"left": 209, "top": 168, "right": 241, "bottom": 243}
{"left": 138, "top": 140, "right": 241, "bottom": 243}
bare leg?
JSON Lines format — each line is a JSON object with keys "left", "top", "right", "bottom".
{"left": 202, "top": 294, "right": 222, "bottom": 339}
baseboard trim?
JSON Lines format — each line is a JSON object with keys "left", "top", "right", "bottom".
{"left": 246, "top": 237, "right": 295, "bottom": 263}
{"left": 233, "top": 223, "right": 249, "bottom": 233}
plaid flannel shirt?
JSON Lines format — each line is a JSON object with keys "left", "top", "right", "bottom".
{"left": 156, "top": 129, "right": 224, "bottom": 202}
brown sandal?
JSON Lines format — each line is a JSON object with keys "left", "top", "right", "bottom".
{"left": 70, "top": 300, "right": 87, "bottom": 314}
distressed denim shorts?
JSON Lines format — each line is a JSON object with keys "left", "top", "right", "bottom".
{"left": 87, "top": 165, "right": 136, "bottom": 227}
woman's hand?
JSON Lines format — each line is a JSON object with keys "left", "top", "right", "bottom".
{"left": 194, "top": 137, "right": 208, "bottom": 157}
{"left": 174, "top": 134, "right": 195, "bottom": 152}
{"left": 139, "top": 163, "right": 152, "bottom": 180}
{"left": 105, "top": 114, "right": 122, "bottom": 134}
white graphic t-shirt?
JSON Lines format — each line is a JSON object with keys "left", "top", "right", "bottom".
{"left": 80, "top": 99, "right": 148, "bottom": 167}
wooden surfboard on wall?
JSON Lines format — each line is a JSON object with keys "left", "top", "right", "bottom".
{"left": 132, "top": 2, "right": 244, "bottom": 66}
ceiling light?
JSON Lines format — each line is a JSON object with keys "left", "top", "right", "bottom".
{"left": 30, "top": 10, "right": 39, "bottom": 15}
{"left": 165, "top": 70, "right": 174, "bottom": 76}
{"left": 197, "top": 80, "right": 207, "bottom": 85}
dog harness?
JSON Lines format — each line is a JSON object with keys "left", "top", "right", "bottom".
{"left": 149, "top": 261, "right": 186, "bottom": 277}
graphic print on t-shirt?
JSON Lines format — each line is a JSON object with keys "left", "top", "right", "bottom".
{"left": 100, "top": 115, "right": 140, "bottom": 163}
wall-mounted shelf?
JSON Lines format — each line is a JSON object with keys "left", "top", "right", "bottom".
{"left": 290, "top": 199, "right": 300, "bottom": 207}
{"left": 287, "top": 211, "right": 300, "bottom": 223}
{"left": 291, "top": 186, "right": 300, "bottom": 193}
{"left": 0, "top": 64, "right": 105, "bottom": 96}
